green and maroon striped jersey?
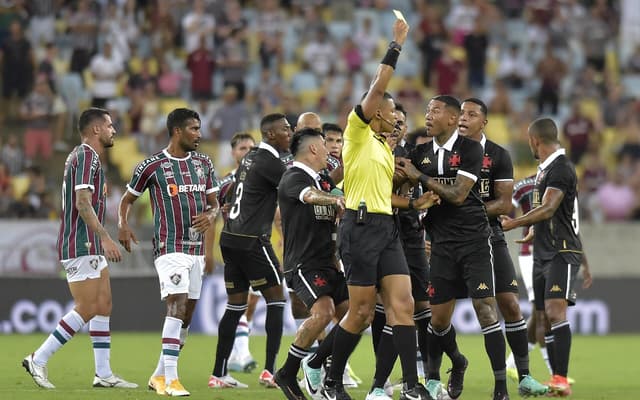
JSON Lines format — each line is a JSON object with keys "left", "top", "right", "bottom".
{"left": 127, "top": 149, "right": 219, "bottom": 258}
{"left": 57, "top": 144, "right": 107, "bottom": 260}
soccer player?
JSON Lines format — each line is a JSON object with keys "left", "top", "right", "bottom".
{"left": 396, "top": 95, "right": 509, "bottom": 400}
{"left": 208, "top": 113, "right": 291, "bottom": 389}
{"left": 22, "top": 107, "right": 137, "bottom": 390}
{"left": 458, "top": 98, "right": 548, "bottom": 396}
{"left": 501, "top": 118, "right": 585, "bottom": 397}
{"left": 216, "top": 132, "right": 261, "bottom": 373}
{"left": 322, "top": 122, "right": 344, "bottom": 183}
{"left": 275, "top": 128, "right": 349, "bottom": 400}
{"left": 305, "top": 17, "right": 433, "bottom": 400}
{"left": 118, "top": 108, "right": 219, "bottom": 396}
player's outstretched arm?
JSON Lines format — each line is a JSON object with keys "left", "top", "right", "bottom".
{"left": 360, "top": 18, "right": 409, "bottom": 121}
{"left": 485, "top": 180, "right": 515, "bottom": 218}
{"left": 117, "top": 191, "right": 139, "bottom": 253}
{"left": 501, "top": 187, "right": 564, "bottom": 231}
{"left": 76, "top": 188, "right": 122, "bottom": 262}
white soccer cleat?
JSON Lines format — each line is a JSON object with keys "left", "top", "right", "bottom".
{"left": 93, "top": 374, "right": 138, "bottom": 388}
{"left": 22, "top": 354, "right": 55, "bottom": 389}
{"left": 228, "top": 352, "right": 257, "bottom": 373}
{"left": 366, "top": 387, "right": 393, "bottom": 400}
{"left": 207, "top": 374, "right": 248, "bottom": 389}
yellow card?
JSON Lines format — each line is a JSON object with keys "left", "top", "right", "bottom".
{"left": 392, "top": 9, "right": 407, "bottom": 23}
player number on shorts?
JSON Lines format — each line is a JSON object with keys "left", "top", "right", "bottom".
{"left": 571, "top": 197, "right": 580, "bottom": 234}
{"left": 229, "top": 182, "right": 243, "bottom": 220}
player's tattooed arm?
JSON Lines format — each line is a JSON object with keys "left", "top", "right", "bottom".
{"left": 419, "top": 174, "right": 475, "bottom": 206}
{"left": 76, "top": 188, "right": 122, "bottom": 262}
{"left": 485, "top": 180, "right": 514, "bottom": 218}
{"left": 303, "top": 187, "right": 345, "bottom": 208}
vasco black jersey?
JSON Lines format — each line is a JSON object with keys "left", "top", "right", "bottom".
{"left": 278, "top": 162, "right": 336, "bottom": 272}
{"left": 395, "top": 142, "right": 425, "bottom": 248}
{"left": 478, "top": 136, "right": 514, "bottom": 228}
{"left": 222, "top": 142, "right": 286, "bottom": 243}
{"left": 409, "top": 131, "right": 489, "bottom": 244}
{"left": 533, "top": 150, "right": 582, "bottom": 263}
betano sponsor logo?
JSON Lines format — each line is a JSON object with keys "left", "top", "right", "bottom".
{"left": 166, "top": 183, "right": 206, "bottom": 196}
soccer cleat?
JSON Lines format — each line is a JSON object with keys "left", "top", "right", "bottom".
{"left": 366, "top": 387, "right": 393, "bottom": 400}
{"left": 320, "top": 379, "right": 352, "bottom": 400}
{"left": 383, "top": 379, "right": 394, "bottom": 397}
{"left": 518, "top": 375, "right": 549, "bottom": 397}
{"left": 493, "top": 391, "right": 510, "bottom": 400}
{"left": 274, "top": 369, "right": 306, "bottom": 400}
{"left": 148, "top": 375, "right": 166, "bottom": 394}
{"left": 93, "top": 374, "right": 138, "bottom": 388}
{"left": 207, "top": 374, "right": 248, "bottom": 388}
{"left": 228, "top": 352, "right": 258, "bottom": 373}
{"left": 302, "top": 355, "right": 322, "bottom": 397}
{"left": 400, "top": 382, "right": 433, "bottom": 400}
{"left": 345, "top": 362, "right": 362, "bottom": 385}
{"left": 446, "top": 355, "right": 468, "bottom": 399}
{"left": 259, "top": 369, "right": 278, "bottom": 388}
{"left": 567, "top": 376, "right": 575, "bottom": 385}
{"left": 164, "top": 379, "right": 190, "bottom": 396}
{"left": 22, "top": 354, "right": 55, "bottom": 389}
{"left": 506, "top": 366, "right": 519, "bottom": 382}
{"left": 546, "top": 375, "right": 571, "bottom": 397}
{"left": 426, "top": 379, "right": 446, "bottom": 400}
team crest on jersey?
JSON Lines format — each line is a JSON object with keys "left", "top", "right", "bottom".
{"left": 193, "top": 159, "right": 202, "bottom": 167}
{"left": 449, "top": 153, "right": 461, "bottom": 168}
{"left": 195, "top": 166, "right": 205, "bottom": 178}
{"left": 90, "top": 258, "right": 99, "bottom": 270}
{"left": 84, "top": 241, "right": 92, "bottom": 249}
{"left": 170, "top": 273, "right": 182, "bottom": 285}
{"left": 482, "top": 155, "right": 492, "bottom": 170}
{"left": 161, "top": 162, "right": 172, "bottom": 169}
{"left": 164, "top": 170, "right": 174, "bottom": 178}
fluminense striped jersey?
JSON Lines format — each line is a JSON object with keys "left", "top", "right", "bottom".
{"left": 513, "top": 175, "right": 535, "bottom": 256}
{"left": 127, "top": 149, "right": 219, "bottom": 258}
{"left": 57, "top": 143, "right": 107, "bottom": 260}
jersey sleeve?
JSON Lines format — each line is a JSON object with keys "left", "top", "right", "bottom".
{"left": 127, "top": 160, "right": 155, "bottom": 197}
{"left": 546, "top": 164, "right": 575, "bottom": 194}
{"left": 258, "top": 156, "right": 287, "bottom": 188}
{"left": 74, "top": 149, "right": 99, "bottom": 192}
{"left": 458, "top": 139, "right": 482, "bottom": 182}
{"left": 344, "top": 106, "right": 371, "bottom": 144}
{"left": 494, "top": 147, "right": 514, "bottom": 181}
{"left": 202, "top": 155, "right": 220, "bottom": 194}
{"left": 280, "top": 170, "right": 314, "bottom": 203}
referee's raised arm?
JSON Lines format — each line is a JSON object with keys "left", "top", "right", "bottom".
{"left": 360, "top": 18, "right": 409, "bottom": 121}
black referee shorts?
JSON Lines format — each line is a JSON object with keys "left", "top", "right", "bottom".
{"left": 339, "top": 210, "right": 409, "bottom": 287}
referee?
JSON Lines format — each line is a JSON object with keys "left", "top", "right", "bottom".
{"left": 318, "top": 17, "right": 431, "bottom": 400}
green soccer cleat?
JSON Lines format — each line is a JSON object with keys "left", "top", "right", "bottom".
{"left": 426, "top": 379, "right": 445, "bottom": 400}
{"left": 518, "top": 375, "right": 549, "bottom": 397}
{"left": 506, "top": 367, "right": 519, "bottom": 382}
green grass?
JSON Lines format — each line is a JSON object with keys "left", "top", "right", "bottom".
{"left": 2, "top": 333, "right": 639, "bottom": 399}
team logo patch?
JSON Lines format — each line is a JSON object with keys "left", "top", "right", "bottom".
{"left": 449, "top": 153, "right": 461, "bottom": 167}
{"left": 482, "top": 155, "right": 492, "bottom": 170}
{"left": 421, "top": 157, "right": 431, "bottom": 165}
{"left": 313, "top": 275, "right": 327, "bottom": 287}
{"left": 165, "top": 170, "right": 174, "bottom": 178}
{"left": 476, "top": 282, "right": 489, "bottom": 290}
{"left": 193, "top": 159, "right": 202, "bottom": 167}
{"left": 550, "top": 284, "right": 562, "bottom": 292}
{"left": 161, "top": 162, "right": 172, "bottom": 169}
{"left": 167, "top": 184, "right": 179, "bottom": 197}
{"left": 170, "top": 273, "right": 182, "bottom": 285}
{"left": 90, "top": 258, "right": 99, "bottom": 270}
{"left": 84, "top": 241, "right": 92, "bottom": 249}
{"left": 195, "top": 166, "right": 205, "bottom": 178}
{"left": 510, "top": 279, "right": 518, "bottom": 286}
{"left": 66, "top": 265, "right": 79, "bottom": 277}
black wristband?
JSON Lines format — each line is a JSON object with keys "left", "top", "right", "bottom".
{"left": 381, "top": 42, "right": 401, "bottom": 69}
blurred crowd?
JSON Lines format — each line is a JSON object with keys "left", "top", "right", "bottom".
{"left": 0, "top": 0, "right": 639, "bottom": 222}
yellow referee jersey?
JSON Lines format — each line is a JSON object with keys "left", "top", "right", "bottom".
{"left": 342, "top": 107, "right": 394, "bottom": 215}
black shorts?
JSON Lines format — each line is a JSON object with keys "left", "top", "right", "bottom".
{"left": 403, "top": 246, "right": 430, "bottom": 302}
{"left": 286, "top": 266, "right": 349, "bottom": 310}
{"left": 490, "top": 234, "right": 519, "bottom": 295}
{"left": 220, "top": 233, "right": 283, "bottom": 295}
{"left": 339, "top": 210, "right": 409, "bottom": 286}
{"left": 429, "top": 237, "right": 494, "bottom": 305}
{"left": 533, "top": 254, "right": 579, "bottom": 310}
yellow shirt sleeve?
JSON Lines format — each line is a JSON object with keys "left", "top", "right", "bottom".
{"left": 345, "top": 108, "right": 370, "bottom": 144}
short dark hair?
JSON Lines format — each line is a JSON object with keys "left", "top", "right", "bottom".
{"left": 462, "top": 97, "right": 488, "bottom": 116}
{"left": 230, "top": 132, "right": 255, "bottom": 149}
{"left": 432, "top": 95, "right": 461, "bottom": 113}
{"left": 406, "top": 127, "right": 428, "bottom": 146}
{"left": 529, "top": 117, "right": 559, "bottom": 144}
{"left": 290, "top": 128, "right": 324, "bottom": 157}
{"left": 166, "top": 108, "right": 200, "bottom": 137}
{"left": 395, "top": 102, "right": 407, "bottom": 117}
{"left": 260, "top": 113, "right": 287, "bottom": 135}
{"left": 78, "top": 108, "right": 110, "bottom": 135}
{"left": 322, "top": 123, "right": 343, "bottom": 135}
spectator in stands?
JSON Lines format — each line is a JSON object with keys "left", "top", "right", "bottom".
{"left": 100, "top": 1, "right": 139, "bottom": 63}
{"left": 304, "top": 26, "right": 336, "bottom": 78}
{"left": 583, "top": 4, "right": 613, "bottom": 73}
{"left": 353, "top": 16, "right": 377, "bottom": 62}
{"left": 256, "top": 0, "right": 285, "bottom": 71}
{"left": 463, "top": 19, "right": 489, "bottom": 89}
{"left": 68, "top": 0, "right": 98, "bottom": 74}
{"left": 445, "top": 0, "right": 478, "bottom": 45}
{"left": 601, "top": 82, "right": 627, "bottom": 127}
{"left": 431, "top": 41, "right": 465, "bottom": 96}
{"left": 1, "top": 134, "right": 23, "bottom": 176}
{"left": 625, "top": 44, "right": 640, "bottom": 73}
{"left": 341, "top": 36, "right": 363, "bottom": 73}
{"left": 0, "top": 161, "right": 13, "bottom": 217}
{"left": 1, "top": 20, "right": 33, "bottom": 122}
{"left": 149, "top": 0, "right": 177, "bottom": 51}
{"left": 488, "top": 79, "right": 512, "bottom": 115}
{"left": 27, "top": 0, "right": 56, "bottom": 47}
{"left": 138, "top": 81, "right": 162, "bottom": 155}
{"left": 214, "top": 0, "right": 248, "bottom": 47}
{"left": 89, "top": 42, "right": 124, "bottom": 108}
{"left": 38, "top": 42, "right": 60, "bottom": 93}
{"left": 496, "top": 43, "right": 531, "bottom": 89}
{"left": 182, "top": 0, "right": 216, "bottom": 54}
{"left": 216, "top": 28, "right": 248, "bottom": 99}
{"left": 536, "top": 43, "right": 567, "bottom": 115}
{"left": 416, "top": 4, "right": 447, "bottom": 87}
{"left": 563, "top": 101, "right": 596, "bottom": 164}
{"left": 187, "top": 35, "right": 216, "bottom": 100}
{"left": 579, "top": 145, "right": 608, "bottom": 222}
{"left": 594, "top": 168, "right": 637, "bottom": 221}
{"left": 157, "top": 60, "right": 183, "bottom": 98}
{"left": 20, "top": 75, "right": 58, "bottom": 165}
{"left": 210, "top": 85, "right": 250, "bottom": 170}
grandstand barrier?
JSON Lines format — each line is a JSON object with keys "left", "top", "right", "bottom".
{"left": 0, "top": 274, "right": 637, "bottom": 334}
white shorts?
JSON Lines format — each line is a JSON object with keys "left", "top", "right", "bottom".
{"left": 154, "top": 253, "right": 205, "bottom": 300}
{"left": 518, "top": 254, "right": 535, "bottom": 302}
{"left": 60, "top": 255, "right": 108, "bottom": 283}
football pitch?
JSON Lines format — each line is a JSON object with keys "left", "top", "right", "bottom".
{"left": 2, "top": 333, "right": 638, "bottom": 399}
